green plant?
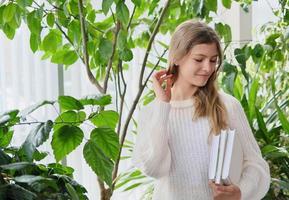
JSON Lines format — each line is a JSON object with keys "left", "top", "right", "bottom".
{"left": 0, "top": 111, "right": 88, "bottom": 199}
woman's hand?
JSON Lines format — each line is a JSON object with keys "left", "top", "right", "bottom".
{"left": 208, "top": 180, "right": 241, "bottom": 200}
{"left": 152, "top": 69, "right": 173, "bottom": 102}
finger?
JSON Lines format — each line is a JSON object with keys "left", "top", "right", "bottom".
{"left": 154, "top": 70, "right": 169, "bottom": 79}
{"left": 216, "top": 185, "right": 235, "bottom": 193}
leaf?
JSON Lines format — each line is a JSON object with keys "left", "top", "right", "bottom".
{"left": 27, "top": 11, "right": 42, "bottom": 35}
{"left": 16, "top": 0, "right": 33, "bottom": 8}
{"left": 205, "top": 0, "right": 217, "bottom": 12}
{"left": 54, "top": 110, "right": 86, "bottom": 131}
{"left": 131, "top": 0, "right": 141, "bottom": 7}
{"left": 51, "top": 125, "right": 84, "bottom": 162}
{"left": 65, "top": 183, "right": 80, "bottom": 200}
{"left": 99, "top": 38, "right": 113, "bottom": 60}
{"left": 117, "top": 29, "right": 127, "bottom": 50}
{"left": 102, "top": 0, "right": 114, "bottom": 15}
{"left": 48, "top": 163, "right": 74, "bottom": 175}
{"left": 3, "top": 3, "right": 17, "bottom": 23}
{"left": 42, "top": 30, "right": 60, "bottom": 53}
{"left": 248, "top": 77, "right": 259, "bottom": 120}
{"left": 21, "top": 120, "right": 53, "bottom": 161}
{"left": 30, "top": 33, "right": 40, "bottom": 53}
{"left": 5, "top": 184, "right": 37, "bottom": 200}
{"left": 79, "top": 94, "right": 112, "bottom": 106}
{"left": 275, "top": 102, "right": 289, "bottom": 134}
{"left": 47, "top": 13, "right": 55, "bottom": 27}
{"left": 58, "top": 96, "right": 84, "bottom": 111}
{"left": 63, "top": 50, "right": 78, "bottom": 65}
{"left": 222, "top": 0, "right": 231, "bottom": 9}
{"left": 83, "top": 140, "right": 114, "bottom": 187}
{"left": 90, "top": 127, "right": 120, "bottom": 161}
{"left": 3, "top": 24, "right": 15, "bottom": 39}
{"left": 0, "top": 162, "right": 34, "bottom": 170}
{"left": 0, "top": 128, "right": 13, "bottom": 148}
{"left": 14, "top": 175, "right": 58, "bottom": 192}
{"left": 90, "top": 110, "right": 119, "bottom": 129}
{"left": 116, "top": 2, "right": 129, "bottom": 25}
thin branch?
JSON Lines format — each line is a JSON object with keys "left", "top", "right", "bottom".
{"left": 138, "top": 0, "right": 170, "bottom": 89}
{"left": 126, "top": 5, "right": 136, "bottom": 31}
{"left": 78, "top": 0, "right": 104, "bottom": 93}
{"left": 103, "top": 21, "right": 121, "bottom": 93}
{"left": 143, "top": 49, "right": 168, "bottom": 87}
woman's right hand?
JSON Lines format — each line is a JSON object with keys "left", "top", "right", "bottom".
{"left": 152, "top": 69, "right": 174, "bottom": 102}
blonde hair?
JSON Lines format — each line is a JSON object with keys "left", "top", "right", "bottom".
{"left": 167, "top": 19, "right": 228, "bottom": 141}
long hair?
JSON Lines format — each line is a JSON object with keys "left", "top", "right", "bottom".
{"left": 167, "top": 19, "right": 228, "bottom": 142}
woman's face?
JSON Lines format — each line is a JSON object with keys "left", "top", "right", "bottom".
{"left": 175, "top": 43, "right": 219, "bottom": 87}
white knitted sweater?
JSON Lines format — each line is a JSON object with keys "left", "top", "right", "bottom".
{"left": 131, "top": 91, "right": 270, "bottom": 200}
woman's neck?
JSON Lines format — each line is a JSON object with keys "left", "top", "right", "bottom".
{"left": 171, "top": 80, "right": 198, "bottom": 101}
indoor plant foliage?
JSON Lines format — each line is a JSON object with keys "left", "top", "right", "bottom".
{"left": 0, "top": 0, "right": 288, "bottom": 199}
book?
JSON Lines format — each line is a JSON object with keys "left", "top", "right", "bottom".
{"left": 208, "top": 129, "right": 243, "bottom": 185}
{"left": 215, "top": 130, "right": 227, "bottom": 184}
{"left": 221, "top": 129, "right": 243, "bottom": 185}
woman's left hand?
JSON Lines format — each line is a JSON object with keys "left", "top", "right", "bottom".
{"left": 208, "top": 180, "right": 241, "bottom": 200}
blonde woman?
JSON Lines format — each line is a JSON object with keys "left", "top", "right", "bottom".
{"left": 131, "top": 20, "right": 270, "bottom": 200}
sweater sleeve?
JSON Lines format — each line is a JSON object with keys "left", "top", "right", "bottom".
{"left": 131, "top": 98, "right": 171, "bottom": 178}
{"left": 229, "top": 98, "right": 271, "bottom": 200}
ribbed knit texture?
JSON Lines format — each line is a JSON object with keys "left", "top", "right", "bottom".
{"left": 131, "top": 91, "right": 270, "bottom": 200}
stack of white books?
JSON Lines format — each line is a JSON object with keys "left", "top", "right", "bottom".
{"left": 208, "top": 129, "right": 243, "bottom": 185}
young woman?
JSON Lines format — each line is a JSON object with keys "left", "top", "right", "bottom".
{"left": 131, "top": 20, "right": 270, "bottom": 200}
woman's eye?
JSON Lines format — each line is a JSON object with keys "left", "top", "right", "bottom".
{"left": 210, "top": 60, "right": 217, "bottom": 63}
{"left": 194, "top": 59, "right": 202, "bottom": 62}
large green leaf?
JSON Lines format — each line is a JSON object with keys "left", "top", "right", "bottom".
{"left": 79, "top": 94, "right": 112, "bottom": 106}
{"left": 90, "top": 110, "right": 119, "bottom": 129}
{"left": 54, "top": 110, "right": 86, "bottom": 131}
{"left": 51, "top": 125, "right": 84, "bottom": 162}
{"left": 99, "top": 38, "right": 113, "bottom": 60}
{"left": 3, "top": 3, "right": 17, "bottom": 23}
{"left": 90, "top": 127, "right": 120, "bottom": 161}
{"left": 42, "top": 29, "right": 62, "bottom": 53}
{"left": 83, "top": 140, "right": 113, "bottom": 187}
{"left": 58, "top": 96, "right": 84, "bottom": 111}
{"left": 0, "top": 128, "right": 13, "bottom": 148}
{"left": 116, "top": 2, "right": 129, "bottom": 25}
{"left": 102, "top": 0, "right": 114, "bottom": 15}
{"left": 27, "top": 11, "right": 42, "bottom": 35}
{"left": 21, "top": 120, "right": 53, "bottom": 161}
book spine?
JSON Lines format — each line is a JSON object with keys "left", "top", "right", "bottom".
{"left": 215, "top": 129, "right": 228, "bottom": 185}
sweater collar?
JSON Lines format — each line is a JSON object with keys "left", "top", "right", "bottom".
{"left": 170, "top": 98, "right": 195, "bottom": 108}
